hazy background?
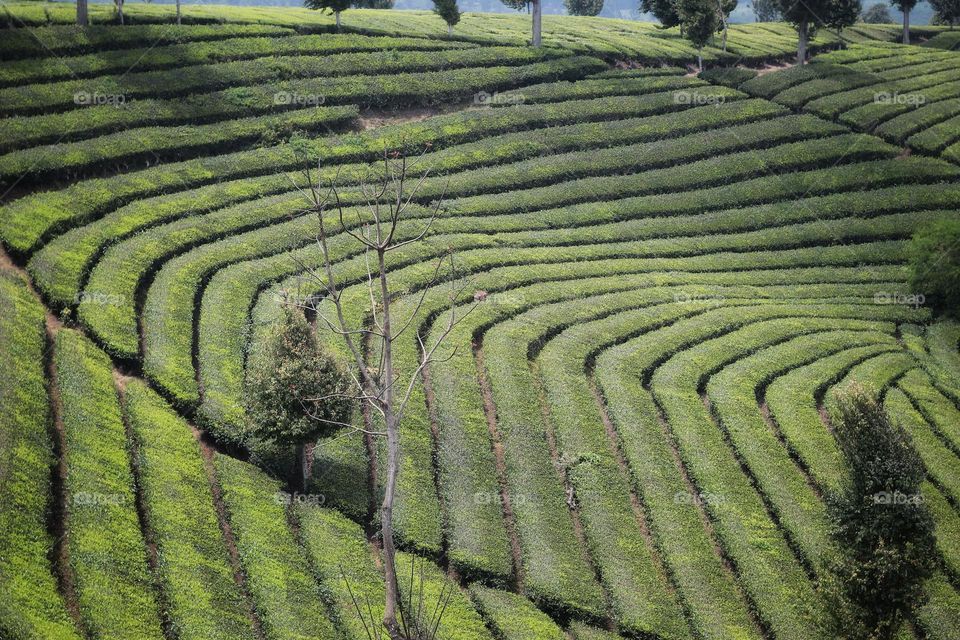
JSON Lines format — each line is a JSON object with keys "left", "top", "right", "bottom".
{"left": 69, "top": 0, "right": 937, "bottom": 25}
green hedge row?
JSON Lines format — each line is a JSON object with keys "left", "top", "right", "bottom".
{"left": 897, "top": 369, "right": 960, "bottom": 453}
{"left": 212, "top": 454, "right": 339, "bottom": 640}
{"left": 0, "top": 47, "right": 577, "bottom": 117}
{"left": 0, "top": 23, "right": 294, "bottom": 60}
{"left": 54, "top": 328, "right": 164, "bottom": 640}
{"left": 196, "top": 163, "right": 956, "bottom": 440}
{"left": 908, "top": 113, "right": 960, "bottom": 155}
{"left": 884, "top": 385, "right": 960, "bottom": 509}
{"left": 121, "top": 379, "right": 255, "bottom": 640}
{"left": 876, "top": 98, "right": 960, "bottom": 143}
{"left": 588, "top": 66, "right": 686, "bottom": 78}
{"left": 135, "top": 127, "right": 899, "bottom": 403}
{"left": 495, "top": 75, "right": 715, "bottom": 104}
{"left": 706, "top": 327, "right": 901, "bottom": 573}
{"left": 28, "top": 96, "right": 783, "bottom": 307}
{"left": 0, "top": 272, "right": 81, "bottom": 640}
{"left": 80, "top": 107, "right": 816, "bottom": 362}
{"left": 4, "top": 69, "right": 677, "bottom": 256}
{"left": 698, "top": 66, "right": 759, "bottom": 89}
{"left": 766, "top": 343, "right": 898, "bottom": 493}
{"left": 468, "top": 585, "right": 566, "bottom": 640}
{"left": 924, "top": 31, "right": 960, "bottom": 51}
{"left": 0, "top": 33, "right": 471, "bottom": 87}
{"left": 0, "top": 106, "right": 358, "bottom": 182}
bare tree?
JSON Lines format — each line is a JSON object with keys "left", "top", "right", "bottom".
{"left": 291, "top": 148, "right": 473, "bottom": 640}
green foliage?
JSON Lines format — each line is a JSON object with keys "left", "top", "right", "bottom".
{"left": 468, "top": 585, "right": 566, "bottom": 640}
{"left": 433, "top": 0, "right": 461, "bottom": 27}
{"left": 244, "top": 304, "right": 352, "bottom": 448}
{"left": 861, "top": 3, "right": 893, "bottom": 22}
{"left": 642, "top": 0, "right": 682, "bottom": 27}
{"left": 0, "top": 273, "right": 80, "bottom": 640}
{"left": 676, "top": 0, "right": 720, "bottom": 53}
{"left": 908, "top": 217, "right": 960, "bottom": 317}
{"left": 122, "top": 380, "right": 255, "bottom": 640}
{"left": 698, "top": 65, "right": 758, "bottom": 87}
{"left": 54, "top": 329, "right": 164, "bottom": 640}
{"left": 827, "top": 384, "right": 938, "bottom": 640}
{"left": 753, "top": 0, "right": 782, "bottom": 21}
{"left": 930, "top": 0, "right": 960, "bottom": 25}
{"left": 565, "top": 0, "right": 604, "bottom": 16}
{"left": 304, "top": 0, "right": 352, "bottom": 18}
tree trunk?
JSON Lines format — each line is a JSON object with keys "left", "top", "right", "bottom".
{"left": 797, "top": 16, "right": 808, "bottom": 65}
{"left": 378, "top": 247, "right": 402, "bottom": 639}
{"left": 176, "top": 0, "right": 181, "bottom": 25}
{"left": 532, "top": 0, "right": 542, "bottom": 47}
{"left": 903, "top": 9, "right": 910, "bottom": 45}
{"left": 335, "top": 10, "right": 341, "bottom": 31}
{"left": 77, "top": 0, "right": 88, "bottom": 25}
{"left": 448, "top": 23, "right": 453, "bottom": 36}
{"left": 722, "top": 23, "right": 728, "bottom": 52}
{"left": 116, "top": 0, "right": 124, "bottom": 25}
{"left": 698, "top": 48, "right": 703, "bottom": 71}
{"left": 297, "top": 443, "right": 310, "bottom": 494}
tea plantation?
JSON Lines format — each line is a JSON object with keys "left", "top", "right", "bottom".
{"left": 1, "top": 2, "right": 958, "bottom": 639}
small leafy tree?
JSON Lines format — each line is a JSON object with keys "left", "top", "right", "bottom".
{"left": 908, "top": 217, "right": 960, "bottom": 317}
{"left": 890, "top": 0, "right": 917, "bottom": 42}
{"left": 566, "top": 0, "right": 605, "bottom": 16}
{"left": 827, "top": 383, "right": 937, "bottom": 640}
{"left": 244, "top": 302, "right": 353, "bottom": 492}
{"left": 353, "top": 0, "right": 396, "bottom": 8}
{"left": 778, "top": 0, "right": 859, "bottom": 64}
{"left": 642, "top": 0, "right": 683, "bottom": 27}
{"left": 861, "top": 3, "right": 893, "bottom": 22}
{"left": 677, "top": 0, "right": 720, "bottom": 69}
{"left": 433, "top": 0, "right": 461, "bottom": 35}
{"left": 752, "top": 0, "right": 781, "bottom": 21}
{"left": 930, "top": 0, "right": 960, "bottom": 26}
{"left": 305, "top": 0, "right": 353, "bottom": 30}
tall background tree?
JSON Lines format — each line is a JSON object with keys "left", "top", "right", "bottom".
{"left": 930, "top": 0, "right": 960, "bottom": 25}
{"left": 244, "top": 303, "right": 352, "bottom": 492}
{"left": 827, "top": 384, "right": 937, "bottom": 640}
{"left": 566, "top": 0, "right": 605, "bottom": 15}
{"left": 642, "top": 0, "right": 683, "bottom": 27}
{"left": 305, "top": 0, "right": 353, "bottom": 29}
{"left": 890, "top": 0, "right": 918, "bottom": 42}
{"left": 752, "top": 0, "right": 781, "bottom": 20}
{"left": 677, "top": 0, "right": 719, "bottom": 68}
{"left": 777, "top": 0, "right": 860, "bottom": 63}
{"left": 715, "top": 0, "right": 737, "bottom": 50}
{"left": 861, "top": 2, "right": 893, "bottom": 21}
{"left": 501, "top": 0, "right": 543, "bottom": 45}
{"left": 77, "top": 0, "right": 88, "bottom": 25}
{"left": 433, "top": 0, "right": 461, "bottom": 34}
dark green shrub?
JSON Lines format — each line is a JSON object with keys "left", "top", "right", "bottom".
{"left": 827, "top": 383, "right": 938, "bottom": 640}
{"left": 908, "top": 217, "right": 960, "bottom": 317}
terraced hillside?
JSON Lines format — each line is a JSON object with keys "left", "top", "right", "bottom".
{"left": 1, "top": 4, "right": 959, "bottom": 640}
